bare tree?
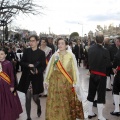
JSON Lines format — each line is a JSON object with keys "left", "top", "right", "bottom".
{"left": 96, "top": 25, "right": 103, "bottom": 32}
{"left": 0, "top": 0, "right": 43, "bottom": 23}
{"left": 0, "top": 0, "right": 43, "bottom": 41}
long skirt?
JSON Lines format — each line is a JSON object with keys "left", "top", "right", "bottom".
{"left": 45, "top": 71, "right": 84, "bottom": 120}
{"left": 0, "top": 80, "right": 23, "bottom": 120}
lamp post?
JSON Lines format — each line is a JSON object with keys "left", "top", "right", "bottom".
{"left": 78, "top": 23, "right": 83, "bottom": 37}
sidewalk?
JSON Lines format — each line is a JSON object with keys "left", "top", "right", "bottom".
{"left": 17, "top": 67, "right": 120, "bottom": 120}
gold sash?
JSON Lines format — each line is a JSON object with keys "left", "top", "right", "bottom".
{"left": 56, "top": 60, "right": 75, "bottom": 93}
{"left": 0, "top": 71, "right": 11, "bottom": 85}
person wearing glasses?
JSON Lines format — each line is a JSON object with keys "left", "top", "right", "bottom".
{"left": 18, "top": 35, "right": 46, "bottom": 120}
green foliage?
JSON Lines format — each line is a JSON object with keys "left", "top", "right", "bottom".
{"left": 70, "top": 32, "right": 79, "bottom": 39}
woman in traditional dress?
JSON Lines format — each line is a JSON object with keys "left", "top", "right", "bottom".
{"left": 44, "top": 38, "right": 85, "bottom": 120}
{"left": 0, "top": 48, "right": 22, "bottom": 120}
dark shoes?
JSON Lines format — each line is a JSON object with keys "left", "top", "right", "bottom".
{"left": 98, "top": 119, "right": 108, "bottom": 120}
{"left": 39, "top": 94, "right": 47, "bottom": 97}
{"left": 37, "top": 107, "right": 41, "bottom": 117}
{"left": 26, "top": 118, "right": 32, "bottom": 120}
{"left": 39, "top": 95, "right": 42, "bottom": 97}
{"left": 110, "top": 111, "right": 120, "bottom": 116}
{"left": 43, "top": 95, "right": 47, "bottom": 97}
{"left": 106, "top": 88, "right": 112, "bottom": 91}
{"left": 26, "top": 107, "right": 41, "bottom": 119}
{"left": 88, "top": 113, "right": 97, "bottom": 119}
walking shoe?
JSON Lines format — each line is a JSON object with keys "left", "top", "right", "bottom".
{"left": 106, "top": 88, "right": 112, "bottom": 91}
{"left": 98, "top": 119, "right": 108, "bottom": 120}
{"left": 88, "top": 113, "right": 97, "bottom": 119}
{"left": 110, "top": 111, "right": 120, "bottom": 116}
{"left": 26, "top": 118, "right": 32, "bottom": 120}
{"left": 43, "top": 94, "right": 47, "bottom": 97}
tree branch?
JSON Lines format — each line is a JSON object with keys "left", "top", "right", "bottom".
{"left": 0, "top": 0, "right": 43, "bottom": 26}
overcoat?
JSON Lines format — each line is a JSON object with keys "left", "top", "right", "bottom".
{"left": 17, "top": 48, "right": 46, "bottom": 94}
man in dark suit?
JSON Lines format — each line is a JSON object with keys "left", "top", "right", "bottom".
{"left": 17, "top": 35, "right": 46, "bottom": 120}
{"left": 103, "top": 37, "right": 112, "bottom": 91}
{"left": 87, "top": 32, "right": 111, "bottom": 120}
{"left": 110, "top": 39, "right": 119, "bottom": 62}
{"left": 74, "top": 39, "right": 83, "bottom": 66}
{"left": 109, "top": 38, "right": 120, "bottom": 85}
{"left": 110, "top": 37, "right": 120, "bottom": 116}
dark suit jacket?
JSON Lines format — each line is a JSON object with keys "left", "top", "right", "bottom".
{"left": 103, "top": 44, "right": 112, "bottom": 76}
{"left": 17, "top": 48, "right": 46, "bottom": 94}
{"left": 113, "top": 48, "right": 120, "bottom": 69}
{"left": 88, "top": 44, "right": 111, "bottom": 73}
{"left": 109, "top": 44, "right": 119, "bottom": 62}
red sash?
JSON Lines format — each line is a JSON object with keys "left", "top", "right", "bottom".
{"left": 117, "top": 66, "right": 120, "bottom": 71}
{"left": 56, "top": 60, "right": 75, "bottom": 93}
{"left": 0, "top": 71, "right": 11, "bottom": 84}
{"left": 91, "top": 70, "right": 106, "bottom": 77}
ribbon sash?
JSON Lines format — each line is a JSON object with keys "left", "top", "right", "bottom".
{"left": 91, "top": 70, "right": 106, "bottom": 76}
{"left": 0, "top": 71, "right": 11, "bottom": 85}
{"left": 56, "top": 60, "right": 75, "bottom": 93}
{"left": 56, "top": 60, "right": 73, "bottom": 84}
{"left": 117, "top": 66, "right": 120, "bottom": 71}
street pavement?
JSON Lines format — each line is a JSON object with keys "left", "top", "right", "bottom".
{"left": 17, "top": 65, "right": 120, "bottom": 120}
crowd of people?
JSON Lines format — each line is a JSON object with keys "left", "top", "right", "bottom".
{"left": 0, "top": 32, "right": 120, "bottom": 120}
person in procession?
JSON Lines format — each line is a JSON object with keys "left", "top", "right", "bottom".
{"left": 17, "top": 35, "right": 46, "bottom": 120}
{"left": 44, "top": 38, "right": 85, "bottom": 120}
{"left": 103, "top": 37, "right": 112, "bottom": 91}
{"left": 0, "top": 48, "right": 22, "bottom": 120}
{"left": 39, "top": 37, "right": 52, "bottom": 66}
{"left": 39, "top": 37, "right": 52, "bottom": 97}
{"left": 74, "top": 39, "right": 84, "bottom": 67}
{"left": 47, "top": 36, "right": 55, "bottom": 54}
{"left": 87, "top": 32, "right": 111, "bottom": 120}
{"left": 110, "top": 37, "right": 120, "bottom": 116}
{"left": 109, "top": 38, "right": 120, "bottom": 85}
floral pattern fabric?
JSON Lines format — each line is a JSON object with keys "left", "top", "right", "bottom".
{"left": 45, "top": 52, "right": 84, "bottom": 120}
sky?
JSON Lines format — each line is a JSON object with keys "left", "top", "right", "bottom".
{"left": 12, "top": 0, "right": 120, "bottom": 36}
